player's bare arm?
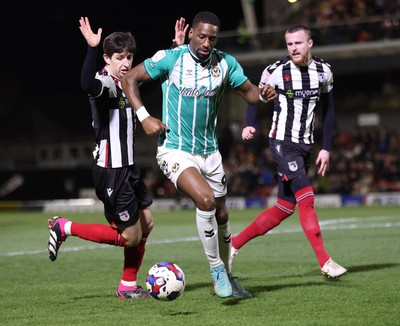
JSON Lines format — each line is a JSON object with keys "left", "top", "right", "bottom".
{"left": 121, "top": 63, "right": 168, "bottom": 136}
{"left": 236, "top": 80, "right": 276, "bottom": 105}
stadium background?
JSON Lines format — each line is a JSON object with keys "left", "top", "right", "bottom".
{"left": 1, "top": 0, "right": 399, "bottom": 209}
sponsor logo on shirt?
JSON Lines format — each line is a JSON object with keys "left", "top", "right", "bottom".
{"left": 119, "top": 97, "right": 126, "bottom": 109}
{"left": 285, "top": 88, "right": 320, "bottom": 99}
{"left": 180, "top": 86, "right": 217, "bottom": 99}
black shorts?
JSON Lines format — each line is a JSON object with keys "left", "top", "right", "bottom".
{"left": 92, "top": 163, "right": 153, "bottom": 229}
{"left": 269, "top": 138, "right": 312, "bottom": 182}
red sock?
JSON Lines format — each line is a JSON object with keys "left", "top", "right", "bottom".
{"left": 295, "top": 186, "right": 330, "bottom": 267}
{"left": 121, "top": 233, "right": 149, "bottom": 282}
{"left": 232, "top": 199, "right": 295, "bottom": 249}
{"left": 71, "top": 222, "right": 126, "bottom": 247}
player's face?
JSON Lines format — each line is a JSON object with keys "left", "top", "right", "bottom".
{"left": 104, "top": 50, "right": 134, "bottom": 78}
{"left": 285, "top": 30, "right": 313, "bottom": 66}
{"left": 188, "top": 22, "right": 219, "bottom": 62}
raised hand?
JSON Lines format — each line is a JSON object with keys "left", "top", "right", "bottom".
{"left": 79, "top": 16, "right": 102, "bottom": 47}
{"left": 172, "top": 17, "right": 189, "bottom": 47}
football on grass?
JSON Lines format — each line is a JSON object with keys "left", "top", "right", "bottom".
{"left": 146, "top": 261, "right": 185, "bottom": 301}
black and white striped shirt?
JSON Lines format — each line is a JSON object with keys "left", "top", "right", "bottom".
{"left": 260, "top": 55, "right": 334, "bottom": 146}
{"left": 81, "top": 46, "right": 136, "bottom": 168}
{"left": 88, "top": 68, "right": 135, "bottom": 168}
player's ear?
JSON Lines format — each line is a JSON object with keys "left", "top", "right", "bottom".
{"left": 188, "top": 28, "right": 193, "bottom": 40}
{"left": 103, "top": 53, "right": 111, "bottom": 64}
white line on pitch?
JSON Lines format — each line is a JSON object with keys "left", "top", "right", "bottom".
{"left": 1, "top": 217, "right": 399, "bottom": 257}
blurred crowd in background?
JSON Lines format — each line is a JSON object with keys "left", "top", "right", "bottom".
{"left": 298, "top": 0, "right": 400, "bottom": 43}
{"left": 146, "top": 124, "right": 400, "bottom": 199}
{"left": 224, "top": 0, "right": 400, "bottom": 52}
{"left": 1, "top": 0, "right": 399, "bottom": 201}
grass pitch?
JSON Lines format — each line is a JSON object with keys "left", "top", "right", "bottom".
{"left": 0, "top": 206, "right": 399, "bottom": 325}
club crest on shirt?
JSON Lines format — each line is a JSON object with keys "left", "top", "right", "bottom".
{"left": 211, "top": 66, "right": 221, "bottom": 77}
{"left": 172, "top": 163, "right": 180, "bottom": 173}
{"left": 288, "top": 161, "right": 298, "bottom": 172}
{"left": 118, "top": 210, "right": 130, "bottom": 222}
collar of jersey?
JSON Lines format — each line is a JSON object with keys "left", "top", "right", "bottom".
{"left": 188, "top": 46, "right": 211, "bottom": 66}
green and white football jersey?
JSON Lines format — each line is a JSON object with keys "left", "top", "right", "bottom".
{"left": 144, "top": 44, "right": 248, "bottom": 155}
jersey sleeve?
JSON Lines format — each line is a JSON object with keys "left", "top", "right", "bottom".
{"left": 224, "top": 53, "right": 249, "bottom": 89}
{"left": 144, "top": 49, "right": 177, "bottom": 80}
{"left": 321, "top": 90, "right": 335, "bottom": 151}
{"left": 246, "top": 104, "right": 260, "bottom": 127}
{"left": 259, "top": 66, "right": 272, "bottom": 87}
{"left": 323, "top": 69, "right": 334, "bottom": 94}
{"left": 80, "top": 46, "right": 102, "bottom": 96}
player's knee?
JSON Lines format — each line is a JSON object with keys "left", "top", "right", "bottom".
{"left": 290, "top": 175, "right": 311, "bottom": 194}
{"left": 123, "top": 235, "right": 141, "bottom": 247}
{"left": 121, "top": 226, "right": 142, "bottom": 247}
{"left": 196, "top": 194, "right": 216, "bottom": 211}
{"left": 139, "top": 209, "right": 154, "bottom": 234}
{"left": 145, "top": 219, "right": 154, "bottom": 234}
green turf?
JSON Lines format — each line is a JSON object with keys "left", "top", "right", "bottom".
{"left": 1, "top": 206, "right": 399, "bottom": 325}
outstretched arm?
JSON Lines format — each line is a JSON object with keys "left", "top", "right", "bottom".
{"left": 121, "top": 63, "right": 168, "bottom": 136}
{"left": 79, "top": 17, "right": 102, "bottom": 95}
{"left": 236, "top": 80, "right": 276, "bottom": 105}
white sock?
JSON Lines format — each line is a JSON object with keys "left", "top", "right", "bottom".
{"left": 196, "top": 208, "right": 221, "bottom": 268}
{"left": 120, "top": 280, "right": 137, "bottom": 287}
{"left": 64, "top": 221, "right": 72, "bottom": 236}
{"left": 218, "top": 222, "right": 232, "bottom": 273}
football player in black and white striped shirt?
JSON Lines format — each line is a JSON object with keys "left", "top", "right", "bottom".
{"left": 47, "top": 17, "right": 189, "bottom": 298}
{"left": 231, "top": 25, "right": 347, "bottom": 278}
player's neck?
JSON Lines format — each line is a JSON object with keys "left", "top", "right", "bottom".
{"left": 188, "top": 45, "right": 211, "bottom": 65}
{"left": 300, "top": 55, "right": 312, "bottom": 67}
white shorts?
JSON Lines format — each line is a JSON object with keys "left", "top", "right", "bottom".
{"left": 156, "top": 147, "right": 227, "bottom": 198}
